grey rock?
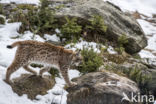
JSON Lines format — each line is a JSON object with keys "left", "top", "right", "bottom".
{"left": 52, "top": 0, "right": 147, "bottom": 54}
{"left": 0, "top": 3, "right": 34, "bottom": 18}
{"left": 11, "top": 74, "right": 55, "bottom": 100}
{"left": 67, "top": 71, "right": 139, "bottom": 104}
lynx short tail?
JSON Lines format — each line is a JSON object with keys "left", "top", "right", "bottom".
{"left": 7, "top": 41, "right": 21, "bottom": 49}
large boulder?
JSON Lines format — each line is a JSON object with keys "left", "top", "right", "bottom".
{"left": 11, "top": 74, "right": 55, "bottom": 99}
{"left": 67, "top": 71, "right": 140, "bottom": 104}
{"left": 52, "top": 0, "right": 147, "bottom": 54}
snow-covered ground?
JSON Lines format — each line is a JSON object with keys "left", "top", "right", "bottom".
{"left": 138, "top": 19, "right": 156, "bottom": 58}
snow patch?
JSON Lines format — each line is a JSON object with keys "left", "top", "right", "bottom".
{"left": 139, "top": 50, "right": 156, "bottom": 58}
{"left": 65, "top": 40, "right": 101, "bottom": 52}
{"left": 0, "top": 0, "right": 40, "bottom": 5}
{"left": 103, "top": 0, "right": 156, "bottom": 17}
{"left": 44, "top": 34, "right": 60, "bottom": 42}
{"left": 137, "top": 19, "right": 156, "bottom": 58}
{"left": 107, "top": 46, "right": 117, "bottom": 54}
{"left": 137, "top": 19, "right": 156, "bottom": 36}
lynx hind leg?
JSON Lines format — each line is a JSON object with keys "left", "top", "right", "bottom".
{"left": 5, "top": 47, "right": 28, "bottom": 84}
{"left": 5, "top": 60, "right": 24, "bottom": 84}
{"left": 39, "top": 66, "right": 51, "bottom": 77}
{"left": 60, "top": 65, "right": 77, "bottom": 87}
{"left": 23, "top": 65, "right": 37, "bottom": 75}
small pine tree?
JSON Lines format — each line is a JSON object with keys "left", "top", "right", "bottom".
{"left": 78, "top": 47, "right": 103, "bottom": 74}
{"left": 115, "top": 34, "right": 128, "bottom": 54}
{"left": 148, "top": 72, "right": 156, "bottom": 97}
{"left": 10, "top": 0, "right": 57, "bottom": 37}
{"left": 60, "top": 17, "right": 82, "bottom": 43}
{"left": 118, "top": 34, "right": 128, "bottom": 47}
{"left": 86, "top": 15, "right": 107, "bottom": 33}
{"left": 49, "top": 68, "right": 60, "bottom": 78}
{"left": 37, "top": 0, "right": 57, "bottom": 35}
{"left": 128, "top": 68, "right": 151, "bottom": 95}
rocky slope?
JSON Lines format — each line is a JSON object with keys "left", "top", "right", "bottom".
{"left": 0, "top": 0, "right": 155, "bottom": 104}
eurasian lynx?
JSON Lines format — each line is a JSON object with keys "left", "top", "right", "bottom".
{"left": 5, "top": 40, "right": 81, "bottom": 87}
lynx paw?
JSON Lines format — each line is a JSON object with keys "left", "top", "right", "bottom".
{"left": 64, "top": 82, "right": 77, "bottom": 89}
{"left": 3, "top": 79, "right": 12, "bottom": 85}
{"left": 70, "top": 82, "right": 77, "bottom": 87}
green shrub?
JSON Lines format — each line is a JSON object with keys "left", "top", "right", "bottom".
{"left": 132, "top": 53, "right": 141, "bottom": 59}
{"left": 86, "top": 15, "right": 107, "bottom": 33}
{"left": 33, "top": 0, "right": 57, "bottom": 36}
{"left": 115, "top": 34, "right": 128, "bottom": 54}
{"left": 114, "top": 47, "right": 125, "bottom": 54}
{"left": 127, "top": 68, "right": 151, "bottom": 93}
{"left": 0, "top": 4, "right": 3, "bottom": 14}
{"left": 60, "top": 17, "right": 82, "bottom": 43}
{"left": 125, "top": 67, "right": 150, "bottom": 91}
{"left": 49, "top": 68, "right": 60, "bottom": 78}
{"left": 9, "top": 0, "right": 57, "bottom": 37}
{"left": 78, "top": 47, "right": 103, "bottom": 74}
{"left": 118, "top": 34, "right": 128, "bottom": 47}
{"left": 148, "top": 72, "right": 156, "bottom": 97}
{"left": 0, "top": 16, "right": 5, "bottom": 24}
{"left": 30, "top": 63, "right": 43, "bottom": 68}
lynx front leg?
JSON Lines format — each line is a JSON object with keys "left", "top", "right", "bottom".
{"left": 60, "top": 65, "right": 77, "bottom": 87}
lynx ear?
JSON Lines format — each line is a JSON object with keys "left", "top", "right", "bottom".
{"left": 76, "top": 49, "right": 81, "bottom": 56}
